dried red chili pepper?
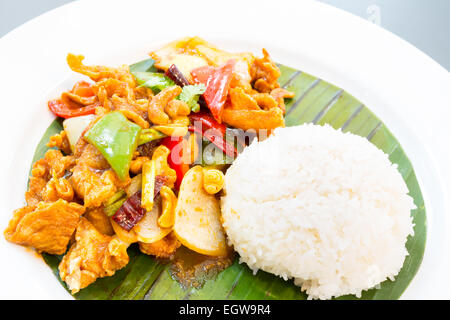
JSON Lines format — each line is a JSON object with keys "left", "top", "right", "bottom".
{"left": 165, "top": 64, "right": 190, "bottom": 87}
{"left": 112, "top": 191, "right": 146, "bottom": 231}
{"left": 112, "top": 176, "right": 166, "bottom": 231}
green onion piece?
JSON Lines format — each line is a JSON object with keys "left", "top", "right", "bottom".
{"left": 200, "top": 141, "right": 234, "bottom": 166}
{"left": 129, "top": 58, "right": 155, "bottom": 74}
{"left": 141, "top": 160, "right": 156, "bottom": 211}
{"left": 132, "top": 72, "right": 175, "bottom": 93}
{"left": 138, "top": 128, "right": 167, "bottom": 145}
{"left": 104, "top": 190, "right": 127, "bottom": 207}
{"left": 178, "top": 84, "right": 206, "bottom": 112}
{"left": 104, "top": 198, "right": 127, "bottom": 217}
{"left": 125, "top": 174, "right": 142, "bottom": 198}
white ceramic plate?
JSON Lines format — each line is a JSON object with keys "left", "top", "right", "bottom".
{"left": 0, "top": 0, "right": 449, "bottom": 299}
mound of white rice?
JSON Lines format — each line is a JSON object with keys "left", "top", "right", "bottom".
{"left": 221, "top": 124, "right": 415, "bottom": 300}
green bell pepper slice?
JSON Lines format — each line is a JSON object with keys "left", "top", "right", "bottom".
{"left": 85, "top": 111, "right": 141, "bottom": 181}
{"left": 138, "top": 128, "right": 167, "bottom": 145}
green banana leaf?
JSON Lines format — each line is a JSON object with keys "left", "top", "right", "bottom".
{"left": 34, "top": 64, "right": 426, "bottom": 300}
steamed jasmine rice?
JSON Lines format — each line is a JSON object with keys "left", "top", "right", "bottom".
{"left": 221, "top": 124, "right": 415, "bottom": 300}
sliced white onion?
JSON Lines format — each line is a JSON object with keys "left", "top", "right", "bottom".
{"left": 63, "top": 114, "right": 95, "bottom": 152}
{"left": 134, "top": 197, "right": 171, "bottom": 243}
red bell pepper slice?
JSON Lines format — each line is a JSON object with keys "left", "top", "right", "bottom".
{"left": 189, "top": 112, "right": 227, "bottom": 136}
{"left": 191, "top": 66, "right": 214, "bottom": 85}
{"left": 48, "top": 81, "right": 97, "bottom": 118}
{"left": 191, "top": 60, "right": 235, "bottom": 123}
{"left": 188, "top": 112, "right": 237, "bottom": 158}
{"left": 48, "top": 100, "right": 99, "bottom": 118}
{"left": 161, "top": 136, "right": 190, "bottom": 189}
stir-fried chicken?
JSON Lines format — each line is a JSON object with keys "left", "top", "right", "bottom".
{"left": 70, "top": 143, "right": 126, "bottom": 208}
{"left": 67, "top": 53, "right": 135, "bottom": 87}
{"left": 47, "top": 130, "right": 72, "bottom": 155}
{"left": 92, "top": 78, "right": 150, "bottom": 128}
{"left": 59, "top": 218, "right": 129, "bottom": 294}
{"left": 250, "top": 48, "right": 281, "bottom": 93}
{"left": 5, "top": 37, "right": 294, "bottom": 294}
{"left": 222, "top": 107, "right": 285, "bottom": 130}
{"left": 270, "top": 88, "right": 295, "bottom": 113}
{"left": 25, "top": 149, "right": 75, "bottom": 206}
{"left": 148, "top": 86, "right": 182, "bottom": 125}
{"left": 84, "top": 207, "right": 114, "bottom": 236}
{"left": 4, "top": 199, "right": 84, "bottom": 254}
{"left": 139, "top": 232, "right": 181, "bottom": 259}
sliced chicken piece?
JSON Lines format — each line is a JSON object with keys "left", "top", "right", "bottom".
{"left": 4, "top": 199, "right": 84, "bottom": 255}
{"left": 59, "top": 218, "right": 129, "bottom": 294}
{"left": 139, "top": 232, "right": 181, "bottom": 259}
{"left": 84, "top": 207, "right": 114, "bottom": 236}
